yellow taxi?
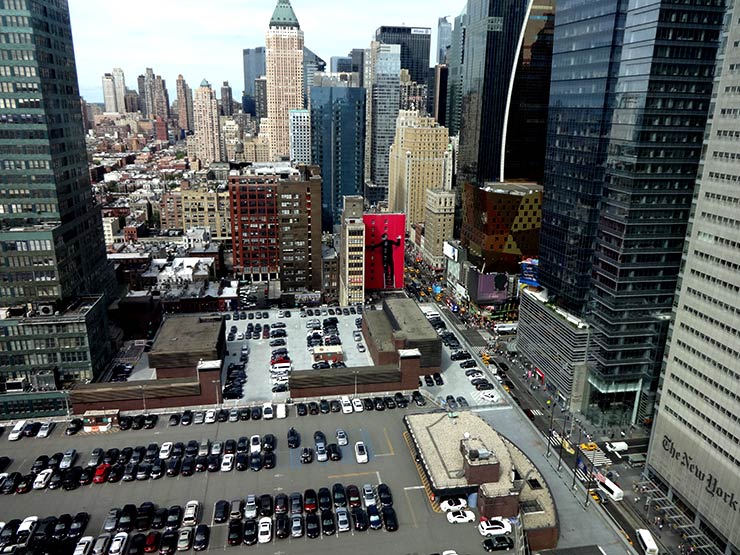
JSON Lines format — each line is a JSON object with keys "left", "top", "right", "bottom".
{"left": 580, "top": 442, "right": 598, "bottom": 451}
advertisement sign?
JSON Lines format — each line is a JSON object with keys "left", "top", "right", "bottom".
{"left": 364, "top": 213, "right": 406, "bottom": 290}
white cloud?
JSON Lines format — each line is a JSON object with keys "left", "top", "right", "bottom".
{"left": 68, "top": 0, "right": 463, "bottom": 102}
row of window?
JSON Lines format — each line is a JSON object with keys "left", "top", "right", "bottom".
{"left": 663, "top": 405, "right": 739, "bottom": 471}
{"left": 688, "top": 267, "right": 739, "bottom": 294}
{"left": 682, "top": 303, "right": 739, "bottom": 338}
{"left": 703, "top": 191, "right": 739, "bottom": 206}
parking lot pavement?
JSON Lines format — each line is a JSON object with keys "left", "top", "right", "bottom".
{"left": 0, "top": 408, "right": 488, "bottom": 554}
{"left": 223, "top": 308, "right": 373, "bottom": 403}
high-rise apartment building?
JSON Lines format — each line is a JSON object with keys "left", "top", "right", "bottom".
{"left": 374, "top": 25, "right": 431, "bottom": 84}
{"left": 220, "top": 81, "right": 234, "bottom": 116}
{"left": 102, "top": 73, "right": 118, "bottom": 113}
{"left": 152, "top": 74, "right": 170, "bottom": 120}
{"left": 0, "top": 0, "right": 116, "bottom": 394}
{"left": 339, "top": 196, "right": 366, "bottom": 306}
{"left": 330, "top": 56, "right": 352, "bottom": 73}
{"left": 229, "top": 165, "right": 322, "bottom": 292}
{"left": 220, "top": 116, "right": 244, "bottom": 162}
{"left": 432, "top": 64, "right": 448, "bottom": 126}
{"left": 193, "top": 80, "right": 222, "bottom": 165}
{"left": 648, "top": 6, "right": 740, "bottom": 549}
{"left": 243, "top": 47, "right": 267, "bottom": 115}
{"left": 176, "top": 74, "right": 194, "bottom": 133}
{"left": 445, "top": 9, "right": 466, "bottom": 136}
{"left": 457, "top": 0, "right": 554, "bottom": 185}
{"left": 254, "top": 76, "right": 268, "bottom": 123}
{"left": 288, "top": 109, "right": 311, "bottom": 164}
{"left": 265, "top": 0, "right": 305, "bottom": 160}
{"left": 399, "top": 69, "right": 428, "bottom": 113}
{"left": 388, "top": 110, "right": 451, "bottom": 232}
{"left": 437, "top": 17, "right": 452, "bottom": 64}
{"left": 181, "top": 186, "right": 232, "bottom": 242}
{"left": 310, "top": 84, "right": 366, "bottom": 231}
{"left": 365, "top": 41, "right": 401, "bottom": 205}
{"left": 112, "top": 67, "right": 126, "bottom": 112}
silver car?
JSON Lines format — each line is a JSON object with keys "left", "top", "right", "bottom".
{"left": 60, "top": 449, "right": 77, "bottom": 470}
{"left": 335, "top": 507, "right": 350, "bottom": 532}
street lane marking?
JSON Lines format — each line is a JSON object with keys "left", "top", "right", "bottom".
{"left": 404, "top": 488, "right": 419, "bottom": 528}
{"left": 403, "top": 485, "right": 426, "bottom": 490}
{"left": 383, "top": 427, "right": 394, "bottom": 456}
{"left": 326, "top": 471, "right": 376, "bottom": 479}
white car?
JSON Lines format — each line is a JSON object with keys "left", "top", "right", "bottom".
{"left": 159, "top": 442, "right": 173, "bottom": 460}
{"left": 357, "top": 343, "right": 366, "bottom": 352}
{"left": 73, "top": 536, "right": 94, "bottom": 555}
{"left": 263, "top": 403, "right": 274, "bottom": 419}
{"left": 351, "top": 398, "right": 364, "bottom": 412}
{"left": 108, "top": 532, "right": 128, "bottom": 555}
{"left": 446, "top": 510, "right": 476, "bottom": 524}
{"left": 478, "top": 517, "right": 512, "bottom": 536}
{"left": 221, "top": 454, "right": 234, "bottom": 472}
{"left": 439, "top": 497, "right": 467, "bottom": 512}
{"left": 257, "top": 516, "right": 272, "bottom": 543}
{"left": 204, "top": 409, "right": 216, "bottom": 424}
{"left": 340, "top": 396, "right": 353, "bottom": 414}
{"left": 249, "top": 435, "right": 261, "bottom": 454}
{"left": 354, "top": 441, "right": 368, "bottom": 464}
{"left": 336, "top": 429, "right": 348, "bottom": 446}
{"left": 362, "top": 484, "right": 376, "bottom": 507}
{"left": 37, "top": 421, "right": 55, "bottom": 438}
{"left": 177, "top": 526, "right": 192, "bottom": 551}
{"left": 33, "top": 468, "right": 53, "bottom": 490}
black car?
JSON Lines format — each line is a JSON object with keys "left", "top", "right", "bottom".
{"left": 47, "top": 452, "right": 64, "bottom": 469}
{"left": 144, "top": 414, "right": 158, "bottom": 429}
{"left": 317, "top": 487, "right": 332, "bottom": 511}
{"left": 423, "top": 375, "right": 435, "bottom": 387}
{"left": 382, "top": 506, "right": 398, "bottom": 531}
{"left": 224, "top": 439, "right": 237, "bottom": 455}
{"left": 66, "top": 418, "right": 83, "bottom": 435}
{"left": 236, "top": 436, "right": 249, "bottom": 453}
{"left": 275, "top": 513, "right": 290, "bottom": 539}
{"left": 251, "top": 406, "right": 263, "bottom": 420}
{"left": 332, "top": 483, "right": 346, "bottom": 507}
{"left": 363, "top": 398, "right": 375, "bottom": 411}
{"left": 263, "top": 451, "right": 276, "bottom": 469}
{"left": 213, "top": 500, "right": 229, "bottom": 524}
{"left": 367, "top": 505, "right": 383, "bottom": 530}
{"left": 305, "top": 513, "right": 320, "bottom": 539}
{"left": 296, "top": 403, "right": 308, "bottom": 416}
{"left": 483, "top": 536, "right": 515, "bottom": 551}
{"left": 394, "top": 392, "right": 409, "bottom": 408}
{"left": 287, "top": 427, "right": 301, "bottom": 449}
{"left": 259, "top": 493, "right": 274, "bottom": 517}
{"left": 206, "top": 454, "right": 220, "bottom": 472}
{"left": 62, "top": 467, "right": 81, "bottom": 490}
{"left": 329, "top": 399, "right": 342, "bottom": 413}
{"left": 239, "top": 408, "right": 251, "bottom": 421}
{"left": 320, "top": 510, "right": 336, "bottom": 536}
{"left": 117, "top": 504, "right": 137, "bottom": 532}
{"left": 308, "top": 401, "right": 320, "bottom": 415}
{"left": 160, "top": 529, "right": 178, "bottom": 555}
{"left": 262, "top": 434, "right": 276, "bottom": 451}
{"left": 450, "top": 350, "right": 472, "bottom": 361}
{"left": 445, "top": 395, "right": 459, "bottom": 410}
{"left": 0, "top": 519, "right": 21, "bottom": 549}
{"left": 180, "top": 410, "right": 193, "bottom": 426}
{"left": 105, "top": 448, "right": 122, "bottom": 466}
{"left": 166, "top": 457, "right": 181, "bottom": 477}
{"left": 47, "top": 469, "right": 64, "bottom": 490}
{"left": 327, "top": 443, "right": 342, "bottom": 461}
{"left": 122, "top": 463, "right": 137, "bottom": 482}
{"left": 235, "top": 452, "right": 249, "bottom": 471}
{"left": 373, "top": 397, "right": 385, "bottom": 411}
{"left": 300, "top": 447, "right": 314, "bottom": 464}
{"left": 136, "top": 502, "right": 155, "bottom": 531}
{"left": 457, "top": 396, "right": 470, "bottom": 408}
{"left": 67, "top": 512, "right": 89, "bottom": 541}
{"left": 383, "top": 396, "right": 396, "bottom": 409}
{"left": 193, "top": 524, "right": 209, "bottom": 551}
{"left": 150, "top": 459, "right": 166, "bottom": 479}
{"left": 378, "top": 483, "right": 393, "bottom": 507}
{"left": 32, "top": 515, "right": 57, "bottom": 547}
{"left": 242, "top": 519, "right": 257, "bottom": 545}
{"left": 433, "top": 372, "right": 444, "bottom": 385}
{"left": 151, "top": 508, "right": 168, "bottom": 529}
{"left": 107, "top": 463, "right": 125, "bottom": 483}
{"left": 460, "top": 359, "right": 477, "bottom": 368}
{"left": 412, "top": 390, "right": 427, "bottom": 406}
{"left": 132, "top": 414, "right": 146, "bottom": 430}
{"left": 52, "top": 513, "right": 72, "bottom": 540}
{"left": 476, "top": 382, "right": 495, "bottom": 391}
{"left": 168, "top": 414, "right": 180, "bottom": 426}
{"left": 165, "top": 505, "right": 183, "bottom": 530}
{"left": 318, "top": 399, "right": 331, "bottom": 413}
{"left": 119, "top": 447, "right": 134, "bottom": 464}
{"left": 128, "top": 532, "right": 147, "bottom": 555}
{"left": 249, "top": 452, "right": 262, "bottom": 471}
{"left": 31, "top": 455, "right": 49, "bottom": 474}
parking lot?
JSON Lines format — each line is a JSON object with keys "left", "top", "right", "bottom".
{"left": 0, "top": 406, "right": 490, "bottom": 554}
{"left": 222, "top": 308, "right": 374, "bottom": 403}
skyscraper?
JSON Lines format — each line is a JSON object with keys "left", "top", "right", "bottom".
{"left": 310, "top": 84, "right": 366, "bottom": 231}
{"left": 220, "top": 81, "right": 234, "bottom": 116}
{"left": 142, "top": 68, "right": 155, "bottom": 117}
{"left": 330, "top": 56, "right": 353, "bottom": 73}
{"left": 152, "top": 74, "right": 170, "bottom": 120}
{"left": 243, "top": 47, "right": 267, "bottom": 115}
{"left": 111, "top": 67, "right": 126, "bottom": 112}
{"left": 648, "top": 5, "right": 740, "bottom": 548}
{"left": 445, "top": 9, "right": 466, "bottom": 136}
{"left": 193, "top": 80, "right": 222, "bottom": 165}
{"left": 176, "top": 75, "right": 194, "bottom": 133}
{"left": 303, "top": 47, "right": 326, "bottom": 105}
{"left": 265, "top": 0, "right": 305, "bottom": 160}
{"left": 366, "top": 41, "right": 401, "bottom": 205}
{"left": 0, "top": 0, "right": 116, "bottom": 390}
{"left": 437, "top": 17, "right": 452, "bottom": 64}
{"left": 254, "top": 76, "right": 268, "bottom": 123}
{"left": 399, "top": 69, "right": 428, "bottom": 113}
{"left": 288, "top": 109, "right": 311, "bottom": 164}
{"left": 339, "top": 196, "right": 366, "bottom": 306}
{"left": 349, "top": 48, "right": 365, "bottom": 86}
{"left": 102, "top": 73, "right": 118, "bottom": 113}
{"left": 374, "top": 25, "right": 431, "bottom": 84}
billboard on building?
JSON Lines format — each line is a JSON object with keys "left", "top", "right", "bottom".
{"left": 364, "top": 213, "right": 406, "bottom": 290}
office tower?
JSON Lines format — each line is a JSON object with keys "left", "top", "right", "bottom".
{"left": 388, "top": 110, "right": 451, "bottom": 231}
{"left": 0, "top": 0, "right": 116, "bottom": 389}
{"left": 310, "top": 84, "right": 366, "bottom": 231}
{"left": 220, "top": 81, "right": 234, "bottom": 116}
{"left": 437, "top": 17, "right": 452, "bottom": 64}
{"left": 112, "top": 68, "right": 126, "bottom": 112}
{"left": 349, "top": 48, "right": 365, "bottom": 86}
{"left": 254, "top": 76, "right": 268, "bottom": 122}
{"left": 229, "top": 165, "right": 322, "bottom": 291}
{"left": 124, "top": 90, "right": 140, "bottom": 114}
{"left": 243, "top": 47, "right": 267, "bottom": 115}
{"left": 330, "top": 56, "right": 352, "bottom": 73}
{"left": 152, "top": 74, "right": 170, "bottom": 119}
{"left": 303, "top": 47, "right": 325, "bottom": 105}
{"left": 433, "top": 64, "right": 448, "bottom": 126}
{"left": 102, "top": 73, "right": 118, "bottom": 113}
{"left": 176, "top": 75, "right": 194, "bottom": 133}
{"left": 137, "top": 74, "right": 147, "bottom": 115}
{"left": 339, "top": 196, "right": 366, "bottom": 306}
{"left": 193, "top": 80, "right": 222, "bottom": 165}
{"left": 421, "top": 187, "right": 456, "bottom": 270}
{"left": 142, "top": 68, "right": 155, "bottom": 117}
{"left": 288, "top": 109, "right": 311, "bottom": 164}
{"left": 445, "top": 9, "right": 466, "bottom": 136}
{"left": 458, "top": 0, "right": 554, "bottom": 185}
{"left": 220, "top": 116, "right": 244, "bottom": 162}
{"left": 365, "top": 42, "right": 401, "bottom": 204}
{"left": 399, "top": 69, "right": 428, "bottom": 113}
{"left": 265, "top": 0, "right": 304, "bottom": 160}
{"left": 374, "top": 25, "right": 431, "bottom": 84}
{"left": 648, "top": 5, "right": 740, "bottom": 549}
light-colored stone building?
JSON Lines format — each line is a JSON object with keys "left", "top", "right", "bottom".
{"left": 339, "top": 195, "right": 365, "bottom": 306}
{"left": 181, "top": 186, "right": 232, "bottom": 242}
{"left": 193, "top": 80, "right": 221, "bottom": 165}
{"left": 289, "top": 109, "right": 311, "bottom": 164}
{"left": 420, "top": 187, "right": 455, "bottom": 270}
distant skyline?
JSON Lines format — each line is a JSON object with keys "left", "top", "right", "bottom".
{"left": 68, "top": 0, "right": 461, "bottom": 104}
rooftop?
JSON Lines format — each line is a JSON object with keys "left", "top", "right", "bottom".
{"left": 150, "top": 315, "right": 222, "bottom": 357}
{"left": 269, "top": 0, "right": 300, "bottom": 29}
{"left": 384, "top": 298, "right": 439, "bottom": 341}
{"left": 479, "top": 181, "right": 544, "bottom": 196}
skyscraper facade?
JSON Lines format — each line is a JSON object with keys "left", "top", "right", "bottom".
{"left": 288, "top": 109, "right": 311, "bottom": 164}
{"left": 243, "top": 47, "right": 266, "bottom": 115}
{"left": 445, "top": 9, "right": 466, "bottom": 136}
{"left": 648, "top": 5, "right": 740, "bottom": 548}
{"left": 339, "top": 196, "right": 366, "bottom": 306}
{"left": 437, "top": 16, "right": 452, "bottom": 64}
{"left": 349, "top": 48, "right": 365, "bottom": 86}
{"left": 193, "top": 80, "right": 222, "bottom": 165}
{"left": 254, "top": 76, "right": 268, "bottom": 123}
{"left": 0, "top": 0, "right": 116, "bottom": 390}
{"left": 176, "top": 74, "right": 194, "bottom": 133}
{"left": 220, "top": 81, "right": 234, "bottom": 116}
{"left": 330, "top": 56, "right": 352, "bottom": 73}
{"left": 152, "top": 74, "right": 170, "bottom": 120}
{"left": 303, "top": 47, "right": 326, "bottom": 105}
{"left": 265, "top": 0, "right": 305, "bottom": 160}
{"left": 310, "top": 85, "right": 366, "bottom": 231}
{"left": 111, "top": 67, "right": 126, "bottom": 112}
{"left": 374, "top": 25, "right": 431, "bottom": 84}
{"left": 102, "top": 73, "right": 117, "bottom": 113}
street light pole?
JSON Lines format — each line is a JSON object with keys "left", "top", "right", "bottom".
{"left": 545, "top": 404, "right": 555, "bottom": 457}
{"left": 571, "top": 426, "right": 583, "bottom": 490}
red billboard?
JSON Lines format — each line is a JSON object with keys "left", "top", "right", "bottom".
{"left": 364, "top": 213, "right": 406, "bottom": 290}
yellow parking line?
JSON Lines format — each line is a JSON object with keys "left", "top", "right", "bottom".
{"left": 383, "top": 427, "right": 395, "bottom": 456}
{"left": 326, "top": 471, "right": 377, "bottom": 479}
{"left": 402, "top": 431, "right": 441, "bottom": 513}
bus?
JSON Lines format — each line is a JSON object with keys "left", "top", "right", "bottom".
{"left": 8, "top": 420, "right": 26, "bottom": 441}
{"left": 635, "top": 529, "right": 659, "bottom": 555}
{"left": 597, "top": 476, "right": 624, "bottom": 501}
{"left": 494, "top": 322, "right": 518, "bottom": 334}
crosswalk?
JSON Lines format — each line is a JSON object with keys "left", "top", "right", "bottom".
{"left": 529, "top": 409, "right": 544, "bottom": 416}
{"left": 582, "top": 449, "right": 611, "bottom": 467}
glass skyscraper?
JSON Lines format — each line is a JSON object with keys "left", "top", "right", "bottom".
{"left": 242, "top": 47, "right": 266, "bottom": 115}
{"left": 374, "top": 26, "right": 431, "bottom": 85}
{"left": 310, "top": 85, "right": 366, "bottom": 231}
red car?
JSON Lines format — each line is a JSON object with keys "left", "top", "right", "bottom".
{"left": 92, "top": 463, "right": 111, "bottom": 484}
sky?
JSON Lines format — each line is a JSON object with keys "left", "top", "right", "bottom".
{"left": 68, "top": 0, "right": 463, "bottom": 104}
